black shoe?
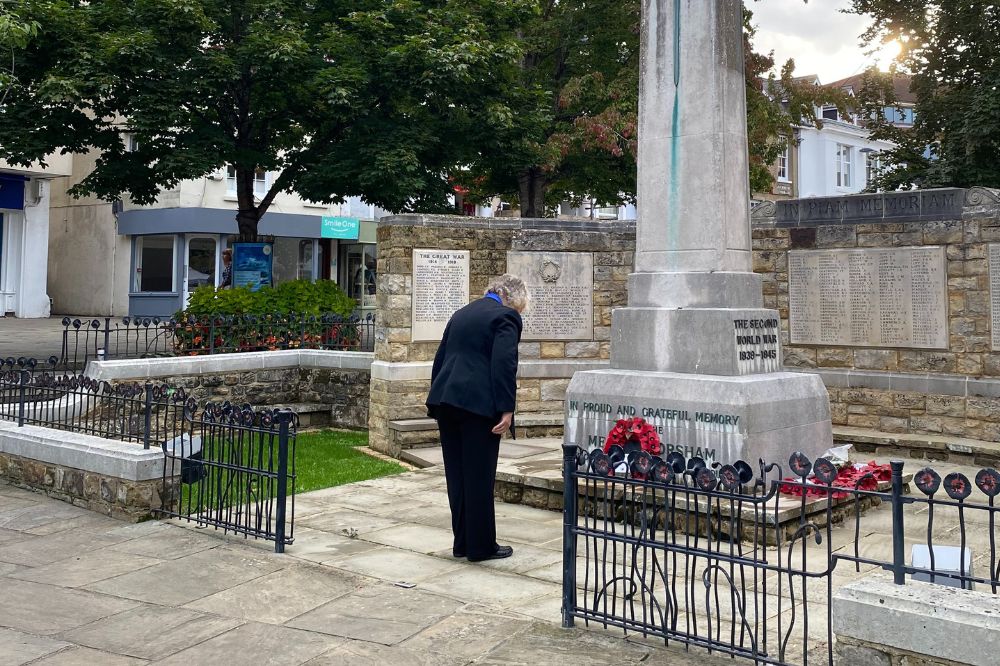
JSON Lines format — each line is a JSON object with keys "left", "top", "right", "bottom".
{"left": 469, "top": 545, "right": 513, "bottom": 562}
{"left": 452, "top": 549, "right": 466, "bottom": 558}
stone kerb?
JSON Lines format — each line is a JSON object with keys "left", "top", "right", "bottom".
{"left": 0, "top": 419, "right": 175, "bottom": 520}
{"left": 752, "top": 187, "right": 1000, "bottom": 448}
{"left": 832, "top": 572, "right": 1000, "bottom": 666}
{"left": 370, "top": 214, "right": 635, "bottom": 456}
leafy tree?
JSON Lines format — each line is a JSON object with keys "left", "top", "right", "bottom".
{"left": 0, "top": 0, "right": 531, "bottom": 237}
{"left": 849, "top": 0, "right": 1000, "bottom": 190}
{"left": 455, "top": 0, "right": 639, "bottom": 218}
{"left": 463, "top": 2, "right": 840, "bottom": 217}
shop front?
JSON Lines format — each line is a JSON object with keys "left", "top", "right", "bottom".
{"left": 117, "top": 207, "right": 377, "bottom": 317}
{"left": 0, "top": 173, "right": 53, "bottom": 318}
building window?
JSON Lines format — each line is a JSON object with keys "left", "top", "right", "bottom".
{"left": 777, "top": 145, "right": 790, "bottom": 182}
{"left": 134, "top": 235, "right": 175, "bottom": 293}
{"left": 836, "top": 144, "right": 854, "bottom": 188}
{"left": 340, "top": 243, "right": 377, "bottom": 308}
{"left": 865, "top": 153, "right": 881, "bottom": 187}
{"left": 226, "top": 166, "right": 269, "bottom": 198}
{"left": 822, "top": 106, "right": 839, "bottom": 121}
{"left": 595, "top": 205, "right": 620, "bottom": 220}
{"left": 297, "top": 240, "right": 314, "bottom": 280}
{"left": 123, "top": 133, "right": 139, "bottom": 153}
{"left": 883, "top": 106, "right": 916, "bottom": 126}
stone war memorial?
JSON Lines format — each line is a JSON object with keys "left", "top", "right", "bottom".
{"left": 563, "top": 0, "right": 832, "bottom": 467}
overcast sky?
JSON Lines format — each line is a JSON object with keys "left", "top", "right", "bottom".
{"left": 750, "top": 0, "right": 878, "bottom": 83}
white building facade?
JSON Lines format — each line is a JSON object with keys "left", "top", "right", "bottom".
{"left": 795, "top": 119, "right": 895, "bottom": 199}
{"left": 49, "top": 154, "right": 388, "bottom": 318}
{"left": 0, "top": 155, "right": 72, "bottom": 318}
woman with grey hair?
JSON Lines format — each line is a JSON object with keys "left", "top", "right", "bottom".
{"left": 426, "top": 274, "right": 529, "bottom": 561}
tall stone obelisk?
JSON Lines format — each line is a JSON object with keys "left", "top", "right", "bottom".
{"left": 565, "top": 0, "right": 832, "bottom": 466}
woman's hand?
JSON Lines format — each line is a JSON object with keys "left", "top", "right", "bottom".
{"left": 492, "top": 412, "right": 513, "bottom": 435}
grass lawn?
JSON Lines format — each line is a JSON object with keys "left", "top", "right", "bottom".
{"left": 176, "top": 429, "right": 405, "bottom": 513}
{"left": 294, "top": 429, "right": 406, "bottom": 494}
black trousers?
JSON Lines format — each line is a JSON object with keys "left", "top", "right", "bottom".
{"left": 435, "top": 404, "right": 501, "bottom": 560}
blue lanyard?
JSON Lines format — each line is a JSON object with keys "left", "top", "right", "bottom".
{"left": 485, "top": 293, "right": 503, "bottom": 305}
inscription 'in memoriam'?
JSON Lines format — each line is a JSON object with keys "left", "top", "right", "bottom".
{"left": 989, "top": 245, "right": 1000, "bottom": 351}
{"left": 411, "top": 249, "right": 470, "bottom": 342}
{"left": 788, "top": 247, "right": 947, "bottom": 349}
{"left": 506, "top": 251, "right": 594, "bottom": 340}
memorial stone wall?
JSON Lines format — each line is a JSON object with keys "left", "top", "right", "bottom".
{"left": 369, "top": 189, "right": 1000, "bottom": 461}
{"left": 752, "top": 187, "right": 1000, "bottom": 459}
{"left": 369, "top": 215, "right": 633, "bottom": 456}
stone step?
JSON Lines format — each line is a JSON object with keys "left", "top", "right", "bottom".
{"left": 834, "top": 426, "right": 1000, "bottom": 466}
{"left": 388, "top": 418, "right": 437, "bottom": 433}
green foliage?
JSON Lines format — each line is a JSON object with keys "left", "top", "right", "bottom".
{"left": 849, "top": 0, "right": 1000, "bottom": 190}
{"left": 0, "top": 0, "right": 533, "bottom": 235}
{"left": 463, "top": 1, "right": 841, "bottom": 215}
{"left": 180, "top": 279, "right": 356, "bottom": 319}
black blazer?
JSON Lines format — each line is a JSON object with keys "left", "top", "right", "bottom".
{"left": 426, "top": 297, "right": 522, "bottom": 421}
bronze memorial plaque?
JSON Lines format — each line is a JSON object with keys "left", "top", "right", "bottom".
{"left": 788, "top": 247, "right": 948, "bottom": 349}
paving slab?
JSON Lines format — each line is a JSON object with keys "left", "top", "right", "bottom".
{"left": 59, "top": 605, "right": 241, "bottom": 661}
{"left": 303, "top": 640, "right": 465, "bottom": 666}
{"left": 25, "top": 646, "right": 149, "bottom": 665}
{"left": 84, "top": 546, "right": 285, "bottom": 606}
{"left": 0, "top": 525, "right": 131, "bottom": 567}
{"left": 287, "top": 584, "right": 463, "bottom": 645}
{"left": 400, "top": 608, "right": 532, "bottom": 661}
{"left": 280, "top": 526, "right": 383, "bottom": 564}
{"left": 0, "top": 503, "right": 95, "bottom": 534}
{"left": 0, "top": 579, "right": 138, "bottom": 636}
{"left": 184, "top": 564, "right": 364, "bottom": 624}
{"left": 154, "top": 622, "right": 342, "bottom": 666}
{"left": 0, "top": 627, "right": 69, "bottom": 666}
{"left": 324, "top": 545, "right": 463, "bottom": 583}
{"left": 476, "top": 622, "right": 655, "bottom": 666}
{"left": 297, "top": 507, "right": 403, "bottom": 536}
{"left": 418, "top": 566, "right": 561, "bottom": 610}
{"left": 9, "top": 549, "right": 163, "bottom": 588}
{"left": 365, "top": 523, "right": 457, "bottom": 555}
{"left": 107, "top": 524, "right": 233, "bottom": 560}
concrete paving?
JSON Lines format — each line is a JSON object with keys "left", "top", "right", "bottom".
{"left": 0, "top": 317, "right": 72, "bottom": 362}
{"left": 0, "top": 475, "right": 736, "bottom": 666}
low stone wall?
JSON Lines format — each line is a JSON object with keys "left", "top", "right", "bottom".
{"left": 88, "top": 350, "right": 373, "bottom": 430}
{"left": 0, "top": 420, "right": 175, "bottom": 521}
{"left": 833, "top": 572, "right": 1000, "bottom": 666}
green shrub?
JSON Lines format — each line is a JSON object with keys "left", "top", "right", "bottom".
{"left": 178, "top": 279, "right": 356, "bottom": 319}
{"left": 171, "top": 280, "right": 361, "bottom": 355}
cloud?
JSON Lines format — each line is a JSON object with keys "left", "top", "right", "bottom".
{"left": 749, "top": 0, "right": 875, "bottom": 82}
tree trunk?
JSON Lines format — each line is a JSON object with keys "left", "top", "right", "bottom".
{"left": 518, "top": 168, "right": 548, "bottom": 218}
{"left": 235, "top": 166, "right": 261, "bottom": 240}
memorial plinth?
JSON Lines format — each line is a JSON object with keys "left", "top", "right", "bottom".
{"left": 565, "top": 0, "right": 832, "bottom": 466}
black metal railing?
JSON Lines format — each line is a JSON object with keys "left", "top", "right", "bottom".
{"left": 561, "top": 445, "right": 1000, "bottom": 666}
{"left": 59, "top": 312, "right": 376, "bottom": 369}
{"left": 0, "top": 365, "right": 195, "bottom": 449}
{"left": 159, "top": 404, "right": 297, "bottom": 553}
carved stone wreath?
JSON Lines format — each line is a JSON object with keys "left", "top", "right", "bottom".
{"left": 539, "top": 259, "right": 561, "bottom": 284}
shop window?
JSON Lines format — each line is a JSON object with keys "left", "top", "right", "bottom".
{"left": 298, "top": 240, "right": 314, "bottom": 280}
{"left": 135, "top": 235, "right": 175, "bottom": 292}
{"left": 340, "top": 243, "right": 377, "bottom": 307}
